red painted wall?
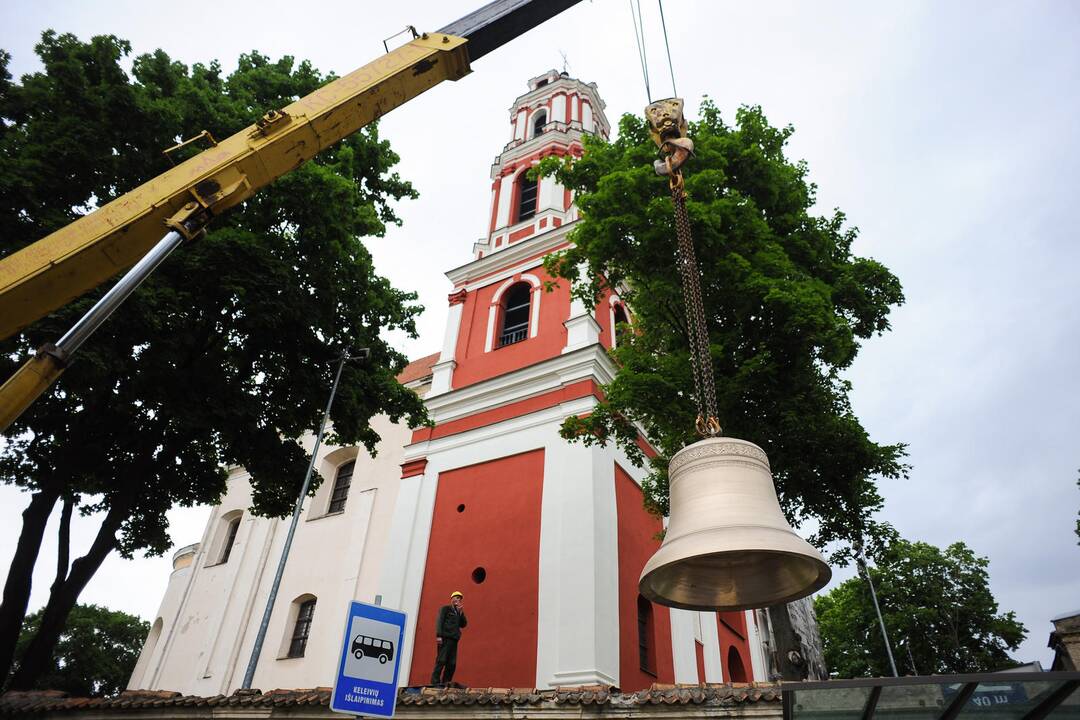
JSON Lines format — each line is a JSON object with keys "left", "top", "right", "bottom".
{"left": 410, "top": 450, "right": 545, "bottom": 688}
{"left": 614, "top": 463, "right": 674, "bottom": 690}
{"left": 716, "top": 612, "right": 752, "bottom": 682}
{"left": 451, "top": 266, "right": 571, "bottom": 389}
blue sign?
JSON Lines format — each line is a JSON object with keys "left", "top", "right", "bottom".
{"left": 943, "top": 682, "right": 1029, "bottom": 708}
{"left": 330, "top": 601, "right": 407, "bottom": 717}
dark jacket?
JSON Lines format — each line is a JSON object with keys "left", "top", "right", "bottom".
{"left": 436, "top": 605, "right": 468, "bottom": 640}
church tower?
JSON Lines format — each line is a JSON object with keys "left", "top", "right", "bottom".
{"left": 379, "top": 70, "right": 758, "bottom": 690}
{"left": 129, "top": 72, "right": 767, "bottom": 698}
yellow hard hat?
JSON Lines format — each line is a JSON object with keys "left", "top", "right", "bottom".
{"left": 450, "top": 591, "right": 463, "bottom": 598}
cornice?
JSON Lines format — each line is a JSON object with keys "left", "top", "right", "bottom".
{"left": 446, "top": 222, "right": 575, "bottom": 287}
{"left": 509, "top": 77, "right": 609, "bottom": 123}
{"left": 421, "top": 344, "right": 617, "bottom": 426}
{"left": 491, "top": 128, "right": 585, "bottom": 176}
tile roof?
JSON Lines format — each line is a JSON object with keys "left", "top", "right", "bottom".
{"left": 396, "top": 351, "right": 440, "bottom": 385}
{"left": 0, "top": 683, "right": 781, "bottom": 715}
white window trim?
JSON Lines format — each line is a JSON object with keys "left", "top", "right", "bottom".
{"left": 608, "top": 295, "right": 630, "bottom": 349}
{"left": 485, "top": 275, "right": 542, "bottom": 352}
{"left": 205, "top": 510, "right": 242, "bottom": 567}
{"left": 278, "top": 594, "right": 318, "bottom": 660}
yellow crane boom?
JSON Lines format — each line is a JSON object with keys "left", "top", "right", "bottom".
{"left": 0, "top": 33, "right": 468, "bottom": 341}
{"left": 0, "top": 0, "right": 582, "bottom": 432}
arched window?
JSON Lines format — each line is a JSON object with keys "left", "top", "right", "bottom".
{"left": 216, "top": 512, "right": 242, "bottom": 564}
{"left": 327, "top": 460, "right": 354, "bottom": 514}
{"left": 499, "top": 283, "right": 531, "bottom": 347}
{"left": 532, "top": 110, "right": 547, "bottom": 138}
{"left": 726, "top": 646, "right": 749, "bottom": 682}
{"left": 612, "top": 303, "right": 629, "bottom": 347}
{"left": 637, "top": 595, "right": 657, "bottom": 675}
{"left": 516, "top": 172, "right": 538, "bottom": 223}
{"left": 288, "top": 596, "right": 317, "bottom": 658}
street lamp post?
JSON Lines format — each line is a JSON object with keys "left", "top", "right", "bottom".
{"left": 857, "top": 547, "right": 899, "bottom": 678}
{"left": 240, "top": 347, "right": 367, "bottom": 690}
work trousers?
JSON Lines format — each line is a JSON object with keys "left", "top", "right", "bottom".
{"left": 431, "top": 638, "right": 459, "bottom": 685}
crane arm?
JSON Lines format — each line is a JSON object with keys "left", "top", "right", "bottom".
{"left": 0, "top": 34, "right": 469, "bottom": 341}
{"left": 0, "top": 0, "right": 581, "bottom": 433}
{"left": 0, "top": 0, "right": 581, "bottom": 342}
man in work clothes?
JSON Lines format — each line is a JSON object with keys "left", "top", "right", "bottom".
{"left": 431, "top": 591, "right": 468, "bottom": 686}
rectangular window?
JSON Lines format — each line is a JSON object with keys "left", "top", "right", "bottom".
{"left": 288, "top": 599, "right": 316, "bottom": 658}
{"left": 638, "top": 596, "right": 656, "bottom": 674}
{"left": 219, "top": 518, "right": 240, "bottom": 564}
{"left": 517, "top": 176, "right": 538, "bottom": 222}
{"left": 328, "top": 461, "right": 354, "bottom": 514}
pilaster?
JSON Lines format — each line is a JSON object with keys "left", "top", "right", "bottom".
{"left": 669, "top": 609, "right": 699, "bottom": 683}
{"left": 699, "top": 612, "right": 724, "bottom": 682}
{"left": 563, "top": 280, "right": 601, "bottom": 353}
{"left": 535, "top": 441, "right": 620, "bottom": 688}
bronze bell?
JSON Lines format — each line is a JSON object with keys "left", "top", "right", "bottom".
{"left": 639, "top": 436, "right": 831, "bottom": 611}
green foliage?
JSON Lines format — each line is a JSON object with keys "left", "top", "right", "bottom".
{"left": 814, "top": 538, "right": 1026, "bottom": 677}
{"left": 0, "top": 31, "right": 427, "bottom": 551}
{"left": 10, "top": 604, "right": 148, "bottom": 696}
{"left": 538, "top": 101, "right": 906, "bottom": 552}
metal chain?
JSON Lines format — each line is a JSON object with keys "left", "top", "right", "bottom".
{"left": 668, "top": 170, "right": 721, "bottom": 437}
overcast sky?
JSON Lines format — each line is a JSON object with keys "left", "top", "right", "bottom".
{"left": 1, "top": 0, "right": 1077, "bottom": 670}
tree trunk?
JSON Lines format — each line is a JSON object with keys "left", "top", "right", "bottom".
{"left": 0, "top": 486, "right": 60, "bottom": 685}
{"left": 53, "top": 497, "right": 74, "bottom": 592}
{"left": 767, "top": 603, "right": 809, "bottom": 680}
{"left": 7, "top": 501, "right": 127, "bottom": 691}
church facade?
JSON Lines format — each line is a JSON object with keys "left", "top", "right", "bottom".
{"left": 127, "top": 71, "right": 797, "bottom": 696}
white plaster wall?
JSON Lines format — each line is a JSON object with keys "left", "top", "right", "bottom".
{"left": 128, "top": 552, "right": 198, "bottom": 690}
{"left": 582, "top": 102, "right": 594, "bottom": 133}
{"left": 144, "top": 415, "right": 412, "bottom": 694}
{"left": 138, "top": 474, "right": 264, "bottom": 694}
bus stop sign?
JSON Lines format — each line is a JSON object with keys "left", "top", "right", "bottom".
{"left": 330, "top": 601, "right": 408, "bottom": 717}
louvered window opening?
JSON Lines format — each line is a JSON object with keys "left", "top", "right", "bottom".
{"left": 638, "top": 595, "right": 655, "bottom": 674}
{"left": 613, "top": 304, "right": 629, "bottom": 344}
{"left": 328, "top": 460, "right": 354, "bottom": 514}
{"left": 499, "top": 284, "right": 531, "bottom": 347}
{"left": 517, "top": 175, "right": 538, "bottom": 222}
{"left": 288, "top": 599, "right": 316, "bottom": 658}
{"left": 219, "top": 517, "right": 240, "bottom": 564}
{"left": 532, "top": 111, "right": 547, "bottom": 138}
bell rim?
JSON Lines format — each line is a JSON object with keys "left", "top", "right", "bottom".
{"left": 638, "top": 548, "right": 833, "bottom": 612}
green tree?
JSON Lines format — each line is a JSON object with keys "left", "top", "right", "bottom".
{"left": 8, "top": 605, "right": 148, "bottom": 696}
{"left": 538, "top": 101, "right": 905, "bottom": 553}
{"left": 0, "top": 33, "right": 427, "bottom": 688}
{"left": 537, "top": 101, "right": 907, "bottom": 678}
{"left": 815, "top": 538, "right": 1026, "bottom": 676}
